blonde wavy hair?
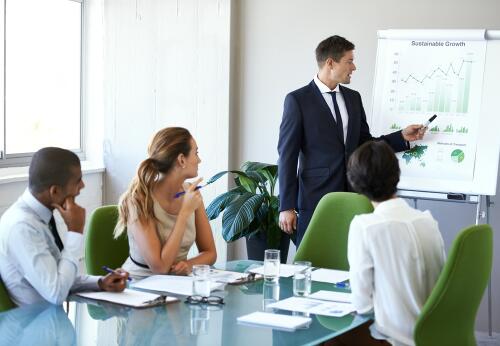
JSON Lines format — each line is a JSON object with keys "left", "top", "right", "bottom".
{"left": 114, "top": 127, "right": 193, "bottom": 237}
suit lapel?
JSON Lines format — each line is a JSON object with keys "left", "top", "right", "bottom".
{"left": 341, "top": 85, "right": 355, "bottom": 150}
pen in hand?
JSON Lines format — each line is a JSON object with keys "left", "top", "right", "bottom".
{"left": 174, "top": 184, "right": 205, "bottom": 199}
{"left": 102, "top": 265, "right": 132, "bottom": 282}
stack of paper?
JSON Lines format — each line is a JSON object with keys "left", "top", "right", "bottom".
{"left": 76, "top": 289, "right": 178, "bottom": 308}
{"left": 132, "top": 275, "right": 225, "bottom": 296}
{"left": 237, "top": 311, "right": 311, "bottom": 331}
{"left": 208, "top": 269, "right": 258, "bottom": 284}
{"left": 311, "top": 268, "right": 350, "bottom": 284}
{"left": 267, "top": 296, "right": 355, "bottom": 317}
{"left": 248, "top": 264, "right": 308, "bottom": 278}
{"left": 308, "top": 290, "right": 352, "bottom": 303}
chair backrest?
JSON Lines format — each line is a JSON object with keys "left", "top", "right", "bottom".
{"left": 294, "top": 192, "right": 373, "bottom": 270}
{"left": 0, "top": 276, "right": 16, "bottom": 312}
{"left": 414, "top": 224, "right": 493, "bottom": 346}
{"left": 85, "top": 205, "right": 129, "bottom": 276}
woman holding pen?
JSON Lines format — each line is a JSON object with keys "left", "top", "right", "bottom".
{"left": 115, "top": 127, "right": 217, "bottom": 280}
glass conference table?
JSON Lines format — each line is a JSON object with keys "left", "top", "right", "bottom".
{"left": 0, "top": 261, "right": 371, "bottom": 346}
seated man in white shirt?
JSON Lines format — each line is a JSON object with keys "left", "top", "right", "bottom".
{"left": 0, "top": 147, "right": 129, "bottom": 306}
{"left": 331, "top": 141, "right": 445, "bottom": 346}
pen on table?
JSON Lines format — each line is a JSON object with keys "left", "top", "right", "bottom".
{"left": 102, "top": 265, "right": 132, "bottom": 282}
{"left": 333, "top": 281, "right": 349, "bottom": 288}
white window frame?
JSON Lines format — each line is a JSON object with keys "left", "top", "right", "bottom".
{"left": 0, "top": 0, "right": 85, "bottom": 167}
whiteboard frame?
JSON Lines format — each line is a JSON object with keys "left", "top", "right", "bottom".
{"left": 370, "top": 29, "right": 500, "bottom": 196}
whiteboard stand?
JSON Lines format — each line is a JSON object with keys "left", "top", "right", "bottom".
{"left": 398, "top": 190, "right": 494, "bottom": 336}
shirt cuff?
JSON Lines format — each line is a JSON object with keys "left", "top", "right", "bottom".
{"left": 62, "top": 231, "right": 84, "bottom": 266}
{"left": 72, "top": 275, "right": 101, "bottom": 293}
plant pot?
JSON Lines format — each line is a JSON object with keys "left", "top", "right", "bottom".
{"left": 245, "top": 231, "right": 290, "bottom": 263}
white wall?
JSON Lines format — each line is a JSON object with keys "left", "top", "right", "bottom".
{"left": 99, "top": 0, "right": 231, "bottom": 262}
{"left": 230, "top": 0, "right": 500, "bottom": 333}
{"left": 0, "top": 171, "right": 104, "bottom": 233}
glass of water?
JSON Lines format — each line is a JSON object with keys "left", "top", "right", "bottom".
{"left": 192, "top": 264, "right": 211, "bottom": 297}
{"left": 262, "top": 281, "right": 280, "bottom": 312}
{"left": 293, "top": 261, "right": 312, "bottom": 296}
{"left": 264, "top": 249, "right": 280, "bottom": 282}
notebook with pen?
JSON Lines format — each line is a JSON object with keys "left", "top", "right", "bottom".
{"left": 76, "top": 289, "right": 178, "bottom": 308}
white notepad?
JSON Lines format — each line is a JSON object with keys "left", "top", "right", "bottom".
{"left": 248, "top": 264, "right": 308, "bottom": 278}
{"left": 267, "top": 297, "right": 355, "bottom": 317}
{"left": 311, "top": 268, "right": 350, "bottom": 284}
{"left": 308, "top": 290, "right": 352, "bottom": 303}
{"left": 76, "top": 289, "right": 178, "bottom": 308}
{"left": 132, "top": 275, "right": 225, "bottom": 296}
{"left": 237, "top": 311, "right": 312, "bottom": 331}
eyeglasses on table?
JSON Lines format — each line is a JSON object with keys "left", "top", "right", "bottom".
{"left": 185, "top": 295, "right": 224, "bottom": 305}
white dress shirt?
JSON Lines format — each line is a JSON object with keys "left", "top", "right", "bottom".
{"left": 348, "top": 198, "right": 445, "bottom": 346}
{"left": 313, "top": 74, "right": 349, "bottom": 144}
{"left": 0, "top": 189, "right": 99, "bottom": 306}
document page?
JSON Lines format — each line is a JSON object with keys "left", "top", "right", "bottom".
{"left": 249, "top": 264, "right": 308, "bottom": 278}
{"left": 308, "top": 290, "right": 352, "bottom": 303}
{"left": 132, "top": 275, "right": 224, "bottom": 296}
{"left": 237, "top": 311, "right": 312, "bottom": 331}
{"left": 268, "top": 297, "right": 355, "bottom": 317}
{"left": 76, "top": 289, "right": 177, "bottom": 307}
{"left": 311, "top": 268, "right": 349, "bottom": 284}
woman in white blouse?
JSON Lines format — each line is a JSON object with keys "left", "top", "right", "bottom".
{"left": 330, "top": 141, "right": 445, "bottom": 346}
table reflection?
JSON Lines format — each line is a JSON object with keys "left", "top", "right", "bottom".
{"left": 0, "top": 303, "right": 76, "bottom": 345}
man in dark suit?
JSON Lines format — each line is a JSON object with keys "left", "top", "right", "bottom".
{"left": 278, "top": 35, "right": 425, "bottom": 247}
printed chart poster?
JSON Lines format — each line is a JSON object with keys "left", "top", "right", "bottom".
{"left": 375, "top": 38, "right": 486, "bottom": 180}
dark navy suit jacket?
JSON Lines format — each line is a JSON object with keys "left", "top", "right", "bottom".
{"left": 277, "top": 81, "right": 407, "bottom": 235}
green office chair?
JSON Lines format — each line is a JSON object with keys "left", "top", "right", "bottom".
{"left": 294, "top": 192, "right": 373, "bottom": 270}
{"left": 85, "top": 205, "right": 129, "bottom": 276}
{"left": 414, "top": 224, "right": 493, "bottom": 346}
{"left": 0, "top": 276, "right": 16, "bottom": 312}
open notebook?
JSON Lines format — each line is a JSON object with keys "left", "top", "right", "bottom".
{"left": 77, "top": 289, "right": 178, "bottom": 308}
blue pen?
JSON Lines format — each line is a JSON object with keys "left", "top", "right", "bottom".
{"left": 102, "top": 265, "right": 132, "bottom": 282}
{"left": 334, "top": 281, "right": 349, "bottom": 288}
{"left": 174, "top": 185, "right": 204, "bottom": 199}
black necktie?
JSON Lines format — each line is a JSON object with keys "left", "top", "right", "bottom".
{"left": 328, "top": 91, "right": 345, "bottom": 144}
{"left": 49, "top": 216, "right": 64, "bottom": 251}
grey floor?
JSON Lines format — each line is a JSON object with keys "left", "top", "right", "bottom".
{"left": 477, "top": 332, "right": 500, "bottom": 346}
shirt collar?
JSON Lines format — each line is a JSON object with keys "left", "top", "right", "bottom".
{"left": 22, "top": 188, "right": 53, "bottom": 224}
{"left": 313, "top": 74, "right": 340, "bottom": 94}
{"left": 373, "top": 197, "right": 409, "bottom": 215}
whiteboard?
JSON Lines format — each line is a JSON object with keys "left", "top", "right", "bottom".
{"left": 370, "top": 29, "right": 500, "bottom": 196}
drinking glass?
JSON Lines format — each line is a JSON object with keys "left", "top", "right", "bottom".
{"left": 262, "top": 281, "right": 280, "bottom": 312}
{"left": 263, "top": 249, "right": 280, "bottom": 282}
{"left": 293, "top": 261, "right": 312, "bottom": 296}
{"left": 192, "top": 264, "right": 211, "bottom": 297}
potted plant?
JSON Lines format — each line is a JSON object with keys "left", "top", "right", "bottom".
{"left": 205, "top": 161, "right": 291, "bottom": 262}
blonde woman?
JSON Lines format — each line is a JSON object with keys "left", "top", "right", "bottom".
{"left": 115, "top": 127, "right": 217, "bottom": 279}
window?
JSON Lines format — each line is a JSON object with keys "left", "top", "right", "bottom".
{"left": 0, "top": 0, "right": 83, "bottom": 165}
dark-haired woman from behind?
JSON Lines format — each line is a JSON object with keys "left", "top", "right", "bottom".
{"left": 115, "top": 127, "right": 216, "bottom": 280}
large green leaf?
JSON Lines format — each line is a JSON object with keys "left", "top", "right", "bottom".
{"left": 222, "top": 193, "right": 265, "bottom": 242}
{"left": 206, "top": 171, "right": 231, "bottom": 184}
{"left": 242, "top": 161, "right": 277, "bottom": 173}
{"left": 238, "top": 175, "right": 257, "bottom": 193}
{"left": 206, "top": 189, "right": 241, "bottom": 220}
{"left": 245, "top": 170, "right": 267, "bottom": 185}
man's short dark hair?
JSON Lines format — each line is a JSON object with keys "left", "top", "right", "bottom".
{"left": 29, "top": 147, "right": 81, "bottom": 194}
{"left": 315, "top": 35, "right": 355, "bottom": 67}
{"left": 347, "top": 141, "right": 400, "bottom": 202}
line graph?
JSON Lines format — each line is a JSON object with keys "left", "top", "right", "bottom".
{"left": 388, "top": 53, "right": 474, "bottom": 114}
